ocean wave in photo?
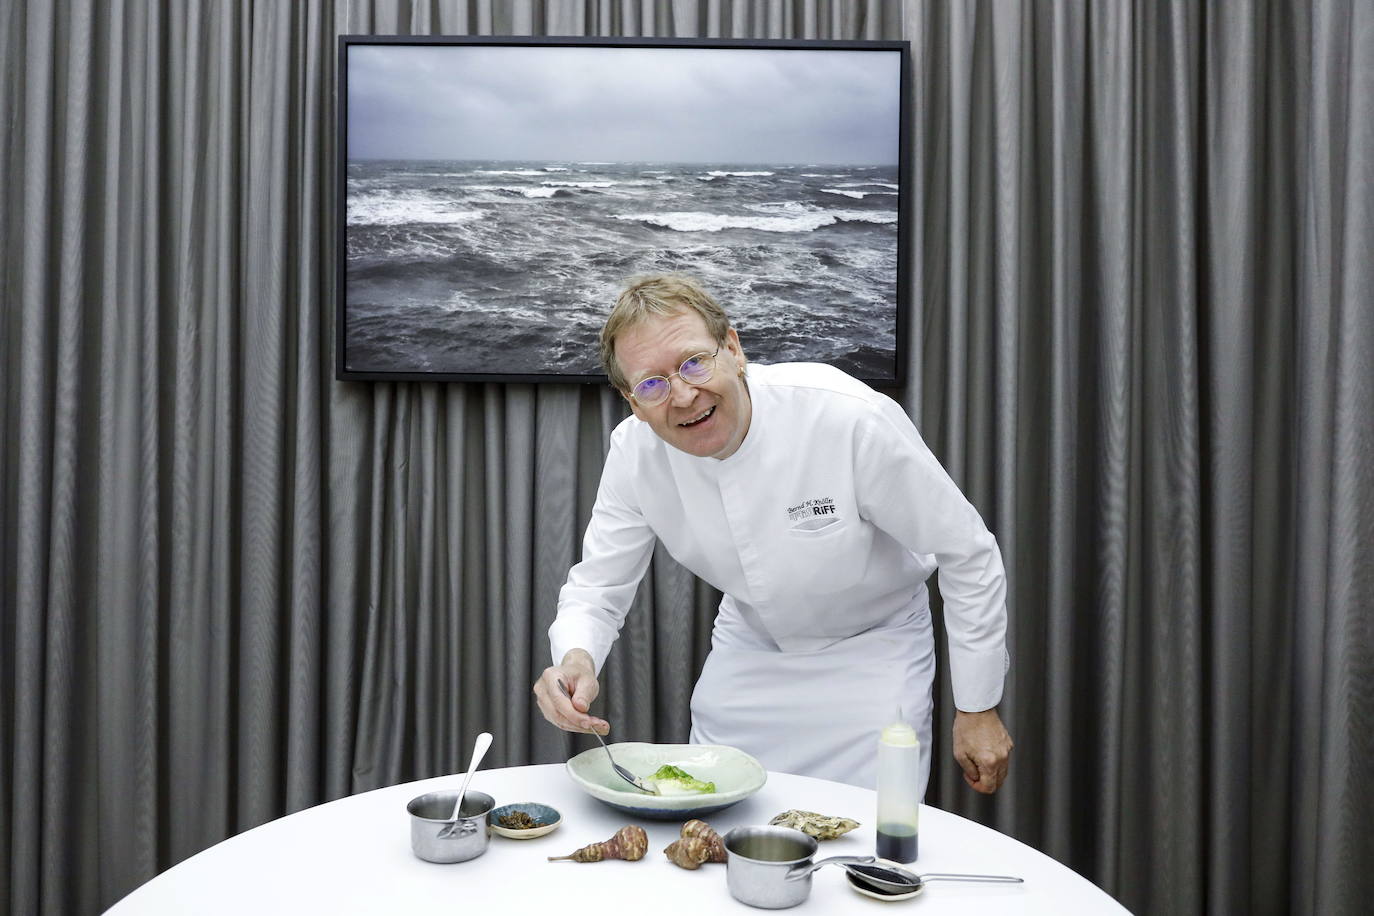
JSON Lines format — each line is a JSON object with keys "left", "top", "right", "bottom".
{"left": 612, "top": 209, "right": 896, "bottom": 233}
{"left": 819, "top": 188, "right": 899, "bottom": 200}
{"left": 465, "top": 184, "right": 570, "bottom": 198}
{"left": 348, "top": 191, "right": 487, "bottom": 226}
{"left": 345, "top": 159, "right": 900, "bottom": 379}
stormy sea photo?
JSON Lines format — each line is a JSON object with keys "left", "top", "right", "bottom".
{"left": 344, "top": 44, "right": 903, "bottom": 381}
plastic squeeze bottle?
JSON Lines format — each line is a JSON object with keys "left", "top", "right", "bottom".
{"left": 875, "top": 719, "right": 920, "bottom": 862}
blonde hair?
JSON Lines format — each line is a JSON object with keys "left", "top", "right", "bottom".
{"left": 601, "top": 274, "right": 732, "bottom": 391}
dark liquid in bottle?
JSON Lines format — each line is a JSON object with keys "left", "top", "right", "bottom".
{"left": 876, "top": 823, "right": 918, "bottom": 863}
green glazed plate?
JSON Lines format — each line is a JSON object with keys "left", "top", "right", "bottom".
{"left": 566, "top": 742, "right": 767, "bottom": 821}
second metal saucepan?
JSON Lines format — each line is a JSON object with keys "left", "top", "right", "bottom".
{"left": 723, "top": 825, "right": 874, "bottom": 909}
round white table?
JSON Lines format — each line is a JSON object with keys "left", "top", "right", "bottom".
{"left": 106, "top": 764, "right": 1129, "bottom": 914}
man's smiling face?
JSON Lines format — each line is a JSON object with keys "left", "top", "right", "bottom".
{"left": 614, "top": 308, "right": 752, "bottom": 460}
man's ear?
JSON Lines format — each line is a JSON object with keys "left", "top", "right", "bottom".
{"left": 726, "top": 327, "right": 746, "bottom": 372}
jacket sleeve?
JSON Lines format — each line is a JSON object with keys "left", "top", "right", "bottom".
{"left": 548, "top": 435, "right": 657, "bottom": 674}
{"left": 853, "top": 398, "right": 1010, "bottom": 712}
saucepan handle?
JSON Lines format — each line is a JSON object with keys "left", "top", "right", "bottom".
{"left": 785, "top": 854, "right": 876, "bottom": 881}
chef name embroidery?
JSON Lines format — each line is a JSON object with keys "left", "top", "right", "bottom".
{"left": 786, "top": 497, "right": 839, "bottom": 528}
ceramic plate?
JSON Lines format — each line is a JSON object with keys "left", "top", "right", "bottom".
{"left": 488, "top": 802, "right": 562, "bottom": 839}
{"left": 565, "top": 742, "right": 767, "bottom": 821}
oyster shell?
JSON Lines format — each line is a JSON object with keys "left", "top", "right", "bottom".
{"left": 769, "top": 809, "right": 861, "bottom": 840}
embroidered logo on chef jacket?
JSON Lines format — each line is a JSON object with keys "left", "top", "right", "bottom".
{"left": 785, "top": 496, "right": 842, "bottom": 531}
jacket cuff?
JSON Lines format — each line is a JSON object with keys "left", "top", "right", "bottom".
{"left": 548, "top": 616, "right": 615, "bottom": 675}
{"left": 949, "top": 645, "right": 1010, "bottom": 712}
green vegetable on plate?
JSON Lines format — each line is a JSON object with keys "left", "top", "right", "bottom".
{"left": 650, "top": 764, "right": 716, "bottom": 795}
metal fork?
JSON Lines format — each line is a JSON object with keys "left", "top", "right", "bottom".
{"left": 557, "top": 679, "right": 659, "bottom": 794}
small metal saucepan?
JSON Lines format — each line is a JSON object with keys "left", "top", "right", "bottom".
{"left": 723, "top": 825, "right": 875, "bottom": 909}
{"left": 407, "top": 789, "right": 495, "bottom": 864}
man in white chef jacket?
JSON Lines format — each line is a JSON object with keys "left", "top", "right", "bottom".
{"left": 533, "top": 274, "right": 1012, "bottom": 795}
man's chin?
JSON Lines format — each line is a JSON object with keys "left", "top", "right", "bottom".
{"left": 669, "top": 440, "right": 716, "bottom": 459}
{"left": 667, "top": 429, "right": 726, "bottom": 459}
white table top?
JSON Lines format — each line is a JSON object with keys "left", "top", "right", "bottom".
{"left": 106, "top": 764, "right": 1129, "bottom": 914}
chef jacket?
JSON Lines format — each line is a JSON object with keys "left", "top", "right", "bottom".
{"left": 549, "top": 361, "right": 1009, "bottom": 714}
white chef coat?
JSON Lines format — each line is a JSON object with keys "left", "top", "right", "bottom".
{"left": 549, "top": 362, "right": 1009, "bottom": 790}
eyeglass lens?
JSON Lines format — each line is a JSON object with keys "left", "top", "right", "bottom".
{"left": 633, "top": 351, "right": 716, "bottom": 404}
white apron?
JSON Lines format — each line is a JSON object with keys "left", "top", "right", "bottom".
{"left": 689, "top": 602, "right": 935, "bottom": 794}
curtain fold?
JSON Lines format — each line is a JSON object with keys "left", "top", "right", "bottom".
{"left": 1292, "top": 4, "right": 1374, "bottom": 914}
{"left": 904, "top": 1, "right": 1372, "bottom": 914}
{"left": 1, "top": 1, "right": 1370, "bottom": 914}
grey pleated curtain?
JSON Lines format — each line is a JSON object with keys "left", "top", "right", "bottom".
{"left": 1, "top": 1, "right": 1370, "bottom": 914}
{"left": 909, "top": 6, "right": 1373, "bottom": 916}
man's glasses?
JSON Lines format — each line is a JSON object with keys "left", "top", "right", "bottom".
{"left": 629, "top": 347, "right": 721, "bottom": 407}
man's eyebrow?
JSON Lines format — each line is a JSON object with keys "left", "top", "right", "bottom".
{"left": 674, "top": 345, "right": 712, "bottom": 363}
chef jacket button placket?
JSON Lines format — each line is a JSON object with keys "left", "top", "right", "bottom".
{"left": 717, "top": 461, "right": 772, "bottom": 633}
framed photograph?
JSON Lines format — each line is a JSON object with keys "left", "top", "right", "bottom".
{"left": 337, "top": 36, "right": 910, "bottom": 385}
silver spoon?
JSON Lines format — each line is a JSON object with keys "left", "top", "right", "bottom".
{"left": 437, "top": 731, "right": 493, "bottom": 839}
{"left": 846, "top": 862, "right": 1024, "bottom": 895}
{"left": 557, "top": 680, "right": 658, "bottom": 794}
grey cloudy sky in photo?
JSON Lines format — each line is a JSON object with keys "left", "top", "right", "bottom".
{"left": 348, "top": 44, "right": 901, "bottom": 165}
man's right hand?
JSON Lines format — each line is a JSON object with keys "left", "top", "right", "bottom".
{"left": 533, "top": 649, "right": 610, "bottom": 735}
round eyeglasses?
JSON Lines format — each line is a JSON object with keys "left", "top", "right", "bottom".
{"left": 630, "top": 347, "right": 721, "bottom": 407}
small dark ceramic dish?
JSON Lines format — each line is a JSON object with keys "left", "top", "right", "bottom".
{"left": 488, "top": 802, "right": 562, "bottom": 839}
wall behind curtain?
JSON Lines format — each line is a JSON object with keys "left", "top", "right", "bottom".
{"left": 1, "top": 1, "right": 1370, "bottom": 915}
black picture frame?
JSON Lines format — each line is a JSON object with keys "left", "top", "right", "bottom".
{"left": 336, "top": 35, "right": 911, "bottom": 386}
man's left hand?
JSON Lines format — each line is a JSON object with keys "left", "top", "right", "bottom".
{"left": 952, "top": 708, "right": 1013, "bottom": 794}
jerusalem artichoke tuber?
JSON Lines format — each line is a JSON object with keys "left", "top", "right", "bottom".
{"left": 680, "top": 819, "right": 727, "bottom": 862}
{"left": 664, "top": 837, "right": 712, "bottom": 869}
{"left": 664, "top": 819, "right": 727, "bottom": 869}
{"left": 548, "top": 825, "right": 648, "bottom": 863}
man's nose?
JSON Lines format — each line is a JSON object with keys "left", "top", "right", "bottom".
{"left": 668, "top": 374, "right": 697, "bottom": 407}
